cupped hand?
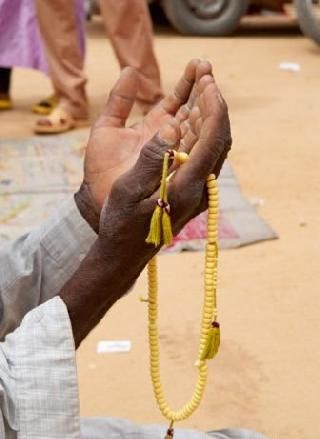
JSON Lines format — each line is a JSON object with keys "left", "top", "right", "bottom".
{"left": 98, "top": 73, "right": 232, "bottom": 269}
{"left": 81, "top": 59, "right": 212, "bottom": 212}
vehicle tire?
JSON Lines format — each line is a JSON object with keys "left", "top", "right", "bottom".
{"left": 294, "top": 0, "right": 320, "bottom": 45}
{"left": 162, "top": 0, "right": 249, "bottom": 36}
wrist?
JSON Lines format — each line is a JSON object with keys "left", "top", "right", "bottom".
{"left": 97, "top": 237, "right": 158, "bottom": 283}
{"left": 74, "top": 183, "right": 100, "bottom": 234}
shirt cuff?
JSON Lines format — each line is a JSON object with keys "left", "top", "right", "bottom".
{"left": 2, "top": 297, "right": 80, "bottom": 439}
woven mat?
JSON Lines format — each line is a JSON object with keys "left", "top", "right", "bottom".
{"left": 0, "top": 132, "right": 277, "bottom": 248}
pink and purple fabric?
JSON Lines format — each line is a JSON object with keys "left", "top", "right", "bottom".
{"left": 0, "top": 0, "right": 85, "bottom": 74}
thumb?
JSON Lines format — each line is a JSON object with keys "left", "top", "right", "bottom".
{"left": 95, "top": 67, "right": 139, "bottom": 128}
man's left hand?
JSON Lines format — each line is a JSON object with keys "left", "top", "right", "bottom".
{"left": 75, "top": 60, "right": 212, "bottom": 232}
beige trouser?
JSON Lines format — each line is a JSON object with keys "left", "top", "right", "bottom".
{"left": 35, "top": 0, "right": 88, "bottom": 119}
{"left": 99, "top": 0, "right": 163, "bottom": 106}
{"left": 35, "top": 0, "right": 162, "bottom": 119}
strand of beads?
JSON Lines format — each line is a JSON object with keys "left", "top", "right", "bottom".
{"left": 145, "top": 151, "right": 220, "bottom": 439}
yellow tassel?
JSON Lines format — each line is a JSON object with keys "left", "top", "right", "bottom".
{"left": 146, "top": 152, "right": 173, "bottom": 247}
{"left": 146, "top": 206, "right": 162, "bottom": 246}
{"left": 162, "top": 209, "right": 173, "bottom": 245}
{"left": 207, "top": 323, "right": 220, "bottom": 359}
{"left": 200, "top": 322, "right": 220, "bottom": 361}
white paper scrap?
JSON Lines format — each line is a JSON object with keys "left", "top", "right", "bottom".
{"left": 279, "top": 62, "right": 301, "bottom": 72}
{"left": 97, "top": 340, "right": 132, "bottom": 354}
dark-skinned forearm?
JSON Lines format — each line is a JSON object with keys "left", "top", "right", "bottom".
{"left": 59, "top": 240, "right": 157, "bottom": 348}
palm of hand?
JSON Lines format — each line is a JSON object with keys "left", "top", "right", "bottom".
{"left": 84, "top": 106, "right": 173, "bottom": 208}
{"left": 98, "top": 71, "right": 231, "bottom": 252}
{"left": 83, "top": 61, "right": 212, "bottom": 210}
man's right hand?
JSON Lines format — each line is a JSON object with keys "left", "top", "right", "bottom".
{"left": 61, "top": 67, "right": 231, "bottom": 348}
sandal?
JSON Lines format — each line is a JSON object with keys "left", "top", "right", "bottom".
{"left": 32, "top": 94, "right": 57, "bottom": 115}
{"left": 0, "top": 94, "right": 12, "bottom": 111}
{"left": 33, "top": 107, "right": 89, "bottom": 134}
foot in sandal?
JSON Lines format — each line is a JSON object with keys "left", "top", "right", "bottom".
{"left": 0, "top": 93, "right": 12, "bottom": 111}
{"left": 32, "top": 94, "right": 58, "bottom": 115}
{"left": 33, "top": 106, "right": 89, "bottom": 134}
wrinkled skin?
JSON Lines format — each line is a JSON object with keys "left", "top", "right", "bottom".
{"left": 82, "top": 59, "right": 214, "bottom": 210}
{"left": 65, "top": 60, "right": 232, "bottom": 347}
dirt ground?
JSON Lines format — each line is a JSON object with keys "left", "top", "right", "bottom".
{"left": 1, "top": 18, "right": 320, "bottom": 439}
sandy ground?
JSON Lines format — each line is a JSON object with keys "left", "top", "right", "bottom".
{"left": 1, "top": 18, "right": 320, "bottom": 439}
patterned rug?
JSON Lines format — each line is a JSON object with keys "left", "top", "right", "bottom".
{"left": 0, "top": 131, "right": 277, "bottom": 249}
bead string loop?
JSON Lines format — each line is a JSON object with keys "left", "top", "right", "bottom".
{"left": 145, "top": 150, "right": 220, "bottom": 438}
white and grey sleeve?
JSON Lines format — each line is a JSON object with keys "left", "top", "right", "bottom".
{"left": 0, "top": 297, "right": 80, "bottom": 439}
{"left": 0, "top": 197, "right": 96, "bottom": 339}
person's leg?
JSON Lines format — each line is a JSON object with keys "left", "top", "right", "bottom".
{"left": 0, "top": 67, "right": 12, "bottom": 110}
{"left": 35, "top": 0, "right": 88, "bottom": 120}
{"left": 80, "top": 417, "right": 267, "bottom": 439}
{"left": 99, "top": 0, "right": 163, "bottom": 112}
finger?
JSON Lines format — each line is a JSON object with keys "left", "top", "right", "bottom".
{"left": 95, "top": 67, "right": 139, "bottom": 128}
{"left": 180, "top": 106, "right": 200, "bottom": 151}
{"left": 180, "top": 129, "right": 198, "bottom": 154}
{"left": 174, "top": 105, "right": 200, "bottom": 164}
{"left": 171, "top": 107, "right": 200, "bottom": 172}
{"left": 141, "top": 60, "right": 200, "bottom": 135}
{"left": 197, "top": 73, "right": 215, "bottom": 96}
{"left": 187, "top": 60, "right": 213, "bottom": 109}
{"left": 160, "top": 59, "right": 200, "bottom": 115}
{"left": 174, "top": 80, "right": 230, "bottom": 186}
{"left": 167, "top": 119, "right": 197, "bottom": 174}
{"left": 196, "top": 60, "right": 213, "bottom": 82}
{"left": 142, "top": 59, "right": 212, "bottom": 136}
{"left": 180, "top": 119, "right": 190, "bottom": 138}
{"left": 188, "top": 106, "right": 201, "bottom": 136}
{"left": 109, "top": 117, "right": 181, "bottom": 204}
{"left": 175, "top": 103, "right": 190, "bottom": 123}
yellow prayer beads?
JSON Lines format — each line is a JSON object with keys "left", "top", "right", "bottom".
{"left": 145, "top": 151, "right": 220, "bottom": 437}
